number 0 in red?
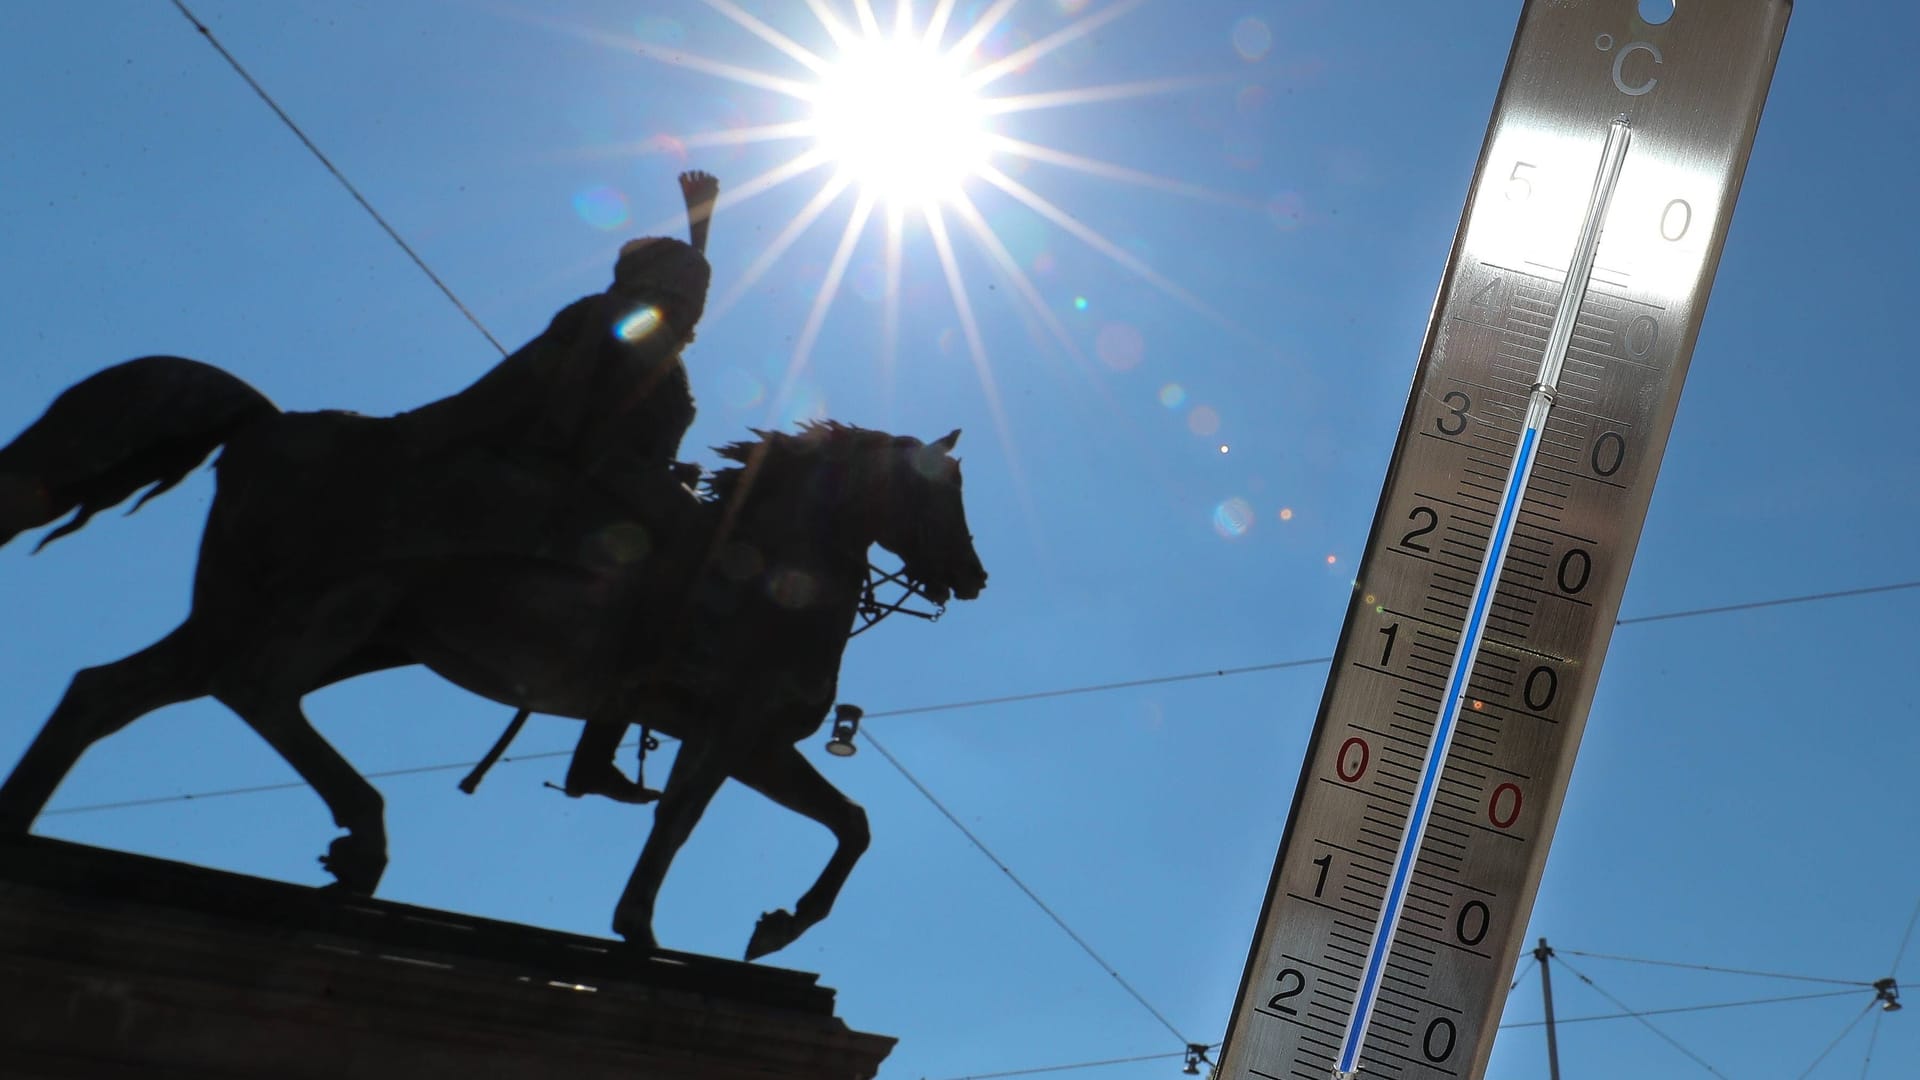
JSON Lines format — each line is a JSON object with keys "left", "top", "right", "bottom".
{"left": 1336, "top": 737, "right": 1370, "bottom": 783}
{"left": 1488, "top": 783, "right": 1523, "bottom": 828}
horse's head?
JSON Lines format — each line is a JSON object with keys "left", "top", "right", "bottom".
{"left": 872, "top": 428, "right": 987, "bottom": 605}
{"left": 709, "top": 422, "right": 988, "bottom": 605}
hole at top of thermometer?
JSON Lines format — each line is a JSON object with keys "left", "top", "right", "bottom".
{"left": 1331, "top": 115, "right": 1634, "bottom": 1080}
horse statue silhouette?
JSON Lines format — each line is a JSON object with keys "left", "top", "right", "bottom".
{"left": 0, "top": 355, "right": 986, "bottom": 960}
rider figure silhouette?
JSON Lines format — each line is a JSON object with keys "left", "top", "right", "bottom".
{"left": 408, "top": 172, "right": 722, "bottom": 803}
{"left": 398, "top": 172, "right": 718, "bottom": 543}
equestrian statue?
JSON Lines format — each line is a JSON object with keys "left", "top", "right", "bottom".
{"left": 0, "top": 172, "right": 988, "bottom": 960}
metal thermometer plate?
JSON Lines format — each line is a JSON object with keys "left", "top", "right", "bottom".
{"left": 1218, "top": 3, "right": 1789, "bottom": 1078}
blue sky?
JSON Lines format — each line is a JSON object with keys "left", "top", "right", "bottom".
{"left": 2, "top": 2, "right": 1916, "bottom": 1077}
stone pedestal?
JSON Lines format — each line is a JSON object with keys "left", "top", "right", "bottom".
{"left": 0, "top": 836, "right": 894, "bottom": 1079}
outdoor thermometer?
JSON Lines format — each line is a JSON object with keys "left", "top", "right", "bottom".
{"left": 1217, "top": 2, "right": 1789, "bottom": 1078}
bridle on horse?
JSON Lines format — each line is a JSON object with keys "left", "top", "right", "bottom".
{"left": 849, "top": 559, "right": 946, "bottom": 637}
{"left": 457, "top": 558, "right": 946, "bottom": 795}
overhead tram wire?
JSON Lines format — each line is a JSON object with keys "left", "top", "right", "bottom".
{"left": 1509, "top": 955, "right": 1536, "bottom": 994}
{"left": 1555, "top": 948, "right": 1877, "bottom": 988}
{"left": 1551, "top": 954, "right": 1733, "bottom": 1080}
{"left": 167, "top": 0, "right": 507, "bottom": 357}
{"left": 1890, "top": 894, "right": 1920, "bottom": 975}
{"left": 1611, "top": 579, "right": 1920, "bottom": 626}
{"left": 43, "top": 575, "right": 1920, "bottom": 818}
{"left": 860, "top": 729, "right": 1195, "bottom": 1048}
{"left": 1498, "top": 987, "right": 1868, "bottom": 1028}
{"left": 864, "top": 658, "right": 1329, "bottom": 720}
{"left": 871, "top": 578, "right": 1920, "bottom": 719}
{"left": 1860, "top": 1009, "right": 1885, "bottom": 1079}
{"left": 922, "top": 1047, "right": 1207, "bottom": 1080}
{"left": 1795, "top": 998, "right": 1881, "bottom": 1080}
{"left": 1858, "top": 893, "right": 1920, "bottom": 1078}
{"left": 918, "top": 974, "right": 1888, "bottom": 1080}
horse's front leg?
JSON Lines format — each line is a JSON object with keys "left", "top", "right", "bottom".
{"left": 610, "top": 733, "right": 729, "bottom": 949}
{"left": 731, "top": 743, "right": 870, "bottom": 961}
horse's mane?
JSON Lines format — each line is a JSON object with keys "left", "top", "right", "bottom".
{"left": 702, "top": 420, "right": 911, "bottom": 505}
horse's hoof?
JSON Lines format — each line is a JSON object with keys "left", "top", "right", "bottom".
{"left": 0, "top": 790, "right": 43, "bottom": 835}
{"left": 745, "top": 908, "right": 802, "bottom": 961}
{"left": 611, "top": 913, "right": 659, "bottom": 952}
{"left": 317, "top": 833, "right": 386, "bottom": 895}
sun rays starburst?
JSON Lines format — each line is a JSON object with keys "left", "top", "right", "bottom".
{"left": 555, "top": 0, "right": 1247, "bottom": 500}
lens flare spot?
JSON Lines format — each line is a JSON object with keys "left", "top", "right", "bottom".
{"left": 594, "top": 522, "right": 652, "bottom": 564}
{"left": 991, "top": 206, "right": 1048, "bottom": 267}
{"left": 1188, "top": 405, "right": 1221, "bottom": 436}
{"left": 767, "top": 568, "right": 819, "bottom": 610}
{"left": 573, "top": 185, "right": 631, "bottom": 230}
{"left": 640, "top": 133, "right": 690, "bottom": 161}
{"left": 1159, "top": 383, "right": 1186, "bottom": 408}
{"left": 1471, "top": 699, "right": 1485, "bottom": 711}
{"left": 978, "top": 24, "right": 1037, "bottom": 75}
{"left": 1073, "top": 296, "right": 1089, "bottom": 311}
{"left": 615, "top": 305, "right": 664, "bottom": 342}
{"left": 1232, "top": 17, "right": 1274, "bottom": 61}
{"left": 1213, "top": 497, "right": 1254, "bottom": 538}
{"left": 1278, "top": 507, "right": 1294, "bottom": 521}
{"left": 1032, "top": 251, "right": 1057, "bottom": 276}
{"left": 1219, "top": 444, "right": 1230, "bottom": 454}
{"left": 1325, "top": 554, "right": 1338, "bottom": 565}
{"left": 1096, "top": 322, "right": 1145, "bottom": 370}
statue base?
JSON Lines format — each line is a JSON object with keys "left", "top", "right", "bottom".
{"left": 0, "top": 835, "right": 894, "bottom": 1079}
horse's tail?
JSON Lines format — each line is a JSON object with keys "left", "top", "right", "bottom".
{"left": 0, "top": 356, "right": 279, "bottom": 552}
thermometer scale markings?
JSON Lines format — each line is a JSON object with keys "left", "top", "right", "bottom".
{"left": 1216, "top": 5, "right": 1790, "bottom": 1076}
{"left": 1335, "top": 115, "right": 1634, "bottom": 1078}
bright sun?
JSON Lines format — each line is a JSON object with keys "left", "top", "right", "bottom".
{"left": 616, "top": 0, "right": 1226, "bottom": 448}
{"left": 808, "top": 36, "right": 990, "bottom": 207}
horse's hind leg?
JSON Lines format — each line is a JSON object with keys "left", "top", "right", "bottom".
{"left": 0, "top": 623, "right": 209, "bottom": 832}
{"left": 731, "top": 743, "right": 870, "bottom": 961}
{"left": 212, "top": 579, "right": 398, "bottom": 894}
{"left": 217, "top": 694, "right": 387, "bottom": 893}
